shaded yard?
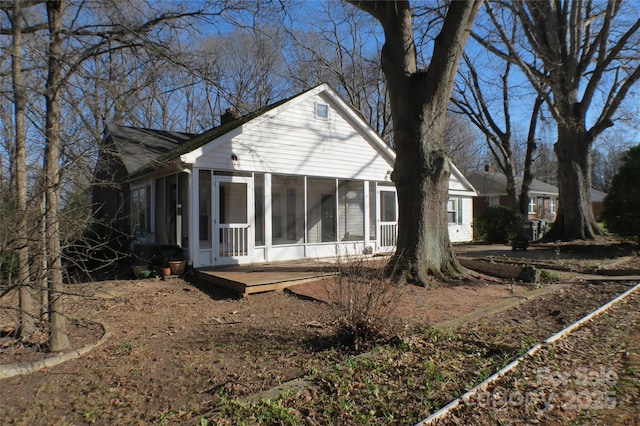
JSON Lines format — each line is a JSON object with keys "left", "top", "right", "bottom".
{"left": 0, "top": 240, "right": 638, "bottom": 424}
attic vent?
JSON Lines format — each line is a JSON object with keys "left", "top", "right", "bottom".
{"left": 315, "top": 103, "right": 329, "bottom": 119}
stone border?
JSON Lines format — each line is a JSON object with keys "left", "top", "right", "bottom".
{"left": 0, "top": 321, "right": 111, "bottom": 380}
{"left": 434, "top": 283, "right": 568, "bottom": 330}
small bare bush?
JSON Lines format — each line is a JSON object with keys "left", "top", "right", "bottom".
{"left": 324, "top": 254, "right": 403, "bottom": 351}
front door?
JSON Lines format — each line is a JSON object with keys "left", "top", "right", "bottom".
{"left": 377, "top": 187, "right": 398, "bottom": 252}
{"left": 214, "top": 176, "right": 252, "bottom": 264}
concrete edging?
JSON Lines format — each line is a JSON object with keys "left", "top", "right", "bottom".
{"left": 0, "top": 321, "right": 112, "bottom": 380}
{"left": 434, "top": 283, "right": 568, "bottom": 330}
{"left": 415, "top": 281, "right": 640, "bottom": 425}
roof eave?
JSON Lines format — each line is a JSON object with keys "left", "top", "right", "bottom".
{"left": 125, "top": 160, "right": 190, "bottom": 183}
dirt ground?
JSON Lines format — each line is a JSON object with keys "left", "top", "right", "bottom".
{"left": 0, "top": 239, "right": 639, "bottom": 424}
{"left": 440, "top": 288, "right": 640, "bottom": 425}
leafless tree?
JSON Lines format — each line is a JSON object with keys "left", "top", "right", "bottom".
{"left": 349, "top": 0, "right": 483, "bottom": 284}
{"left": 443, "top": 113, "right": 484, "bottom": 177}
{"left": 474, "top": 0, "right": 640, "bottom": 240}
{"left": 5, "top": 0, "right": 38, "bottom": 340}
{"left": 453, "top": 30, "right": 547, "bottom": 216}
{"left": 591, "top": 133, "right": 634, "bottom": 192}
{"left": 195, "top": 27, "right": 290, "bottom": 115}
{"left": 285, "top": 2, "right": 392, "bottom": 142}
{"left": 0, "top": 0, "right": 234, "bottom": 351}
{"left": 43, "top": 0, "right": 72, "bottom": 351}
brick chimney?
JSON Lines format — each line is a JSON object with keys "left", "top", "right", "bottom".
{"left": 220, "top": 107, "right": 241, "bottom": 125}
{"left": 484, "top": 164, "right": 496, "bottom": 173}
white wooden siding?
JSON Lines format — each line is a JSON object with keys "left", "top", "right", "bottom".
{"left": 194, "top": 93, "right": 393, "bottom": 182}
{"left": 448, "top": 172, "right": 468, "bottom": 191}
{"left": 448, "top": 196, "right": 474, "bottom": 243}
{"left": 183, "top": 85, "right": 478, "bottom": 266}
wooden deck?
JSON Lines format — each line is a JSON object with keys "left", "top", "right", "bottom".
{"left": 196, "top": 261, "right": 337, "bottom": 297}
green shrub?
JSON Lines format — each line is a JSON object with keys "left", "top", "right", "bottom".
{"left": 601, "top": 145, "right": 640, "bottom": 238}
{"left": 473, "top": 206, "right": 522, "bottom": 244}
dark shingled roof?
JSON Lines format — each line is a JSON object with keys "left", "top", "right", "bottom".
{"left": 105, "top": 125, "right": 196, "bottom": 176}
{"left": 466, "top": 170, "right": 559, "bottom": 196}
{"left": 467, "top": 170, "right": 608, "bottom": 202}
{"left": 105, "top": 86, "right": 316, "bottom": 179}
{"left": 590, "top": 188, "right": 607, "bottom": 202}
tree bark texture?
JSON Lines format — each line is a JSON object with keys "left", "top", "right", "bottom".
{"left": 545, "top": 125, "right": 602, "bottom": 240}
{"left": 10, "top": 0, "right": 37, "bottom": 338}
{"left": 520, "top": 97, "right": 543, "bottom": 218}
{"left": 352, "top": 0, "right": 482, "bottom": 283}
{"left": 45, "top": 0, "right": 71, "bottom": 352}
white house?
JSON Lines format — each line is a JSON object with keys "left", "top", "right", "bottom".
{"left": 93, "top": 84, "right": 477, "bottom": 268}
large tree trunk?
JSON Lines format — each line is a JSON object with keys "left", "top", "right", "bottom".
{"left": 503, "top": 160, "right": 518, "bottom": 211}
{"left": 393, "top": 93, "right": 462, "bottom": 282}
{"left": 352, "top": 1, "right": 481, "bottom": 284}
{"left": 45, "top": 0, "right": 71, "bottom": 352}
{"left": 545, "top": 125, "right": 603, "bottom": 240}
{"left": 520, "top": 97, "right": 543, "bottom": 218}
{"left": 10, "top": 0, "right": 37, "bottom": 339}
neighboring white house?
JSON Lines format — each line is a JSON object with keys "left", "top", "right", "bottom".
{"left": 94, "top": 84, "right": 477, "bottom": 268}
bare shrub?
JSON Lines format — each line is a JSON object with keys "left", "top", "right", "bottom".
{"left": 324, "top": 254, "right": 404, "bottom": 352}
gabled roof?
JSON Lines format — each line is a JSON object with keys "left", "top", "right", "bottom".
{"left": 449, "top": 164, "right": 478, "bottom": 196}
{"left": 177, "top": 83, "right": 395, "bottom": 165}
{"left": 590, "top": 188, "right": 607, "bottom": 202}
{"left": 466, "top": 170, "right": 559, "bottom": 197}
{"left": 104, "top": 125, "right": 195, "bottom": 176}
{"left": 105, "top": 84, "right": 396, "bottom": 179}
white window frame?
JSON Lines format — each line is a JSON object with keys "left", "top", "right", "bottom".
{"left": 528, "top": 197, "right": 536, "bottom": 214}
{"left": 315, "top": 102, "right": 329, "bottom": 119}
{"left": 131, "top": 185, "right": 150, "bottom": 235}
{"left": 549, "top": 198, "right": 556, "bottom": 214}
{"left": 447, "top": 197, "right": 463, "bottom": 225}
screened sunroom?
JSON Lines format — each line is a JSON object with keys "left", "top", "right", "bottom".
{"left": 193, "top": 170, "right": 397, "bottom": 267}
{"left": 99, "top": 84, "right": 475, "bottom": 270}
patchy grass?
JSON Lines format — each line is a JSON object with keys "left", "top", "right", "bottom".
{"left": 201, "top": 282, "right": 635, "bottom": 425}
{"left": 447, "top": 290, "right": 640, "bottom": 425}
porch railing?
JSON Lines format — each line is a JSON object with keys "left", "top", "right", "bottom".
{"left": 218, "top": 225, "right": 249, "bottom": 257}
{"left": 379, "top": 223, "right": 398, "bottom": 249}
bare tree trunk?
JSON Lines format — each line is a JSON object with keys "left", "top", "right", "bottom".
{"left": 352, "top": 1, "right": 482, "bottom": 284}
{"left": 503, "top": 160, "right": 518, "bottom": 211}
{"left": 396, "top": 133, "right": 461, "bottom": 280}
{"left": 544, "top": 125, "right": 603, "bottom": 240}
{"left": 9, "top": 0, "right": 37, "bottom": 339}
{"left": 45, "top": 0, "right": 70, "bottom": 352}
{"left": 39, "top": 192, "right": 49, "bottom": 322}
{"left": 519, "top": 97, "right": 543, "bottom": 217}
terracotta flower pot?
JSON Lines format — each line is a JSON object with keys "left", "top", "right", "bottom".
{"left": 169, "top": 260, "right": 186, "bottom": 275}
{"left": 160, "top": 267, "right": 171, "bottom": 276}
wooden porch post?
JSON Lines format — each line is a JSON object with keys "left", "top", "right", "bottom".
{"left": 264, "top": 173, "right": 272, "bottom": 262}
